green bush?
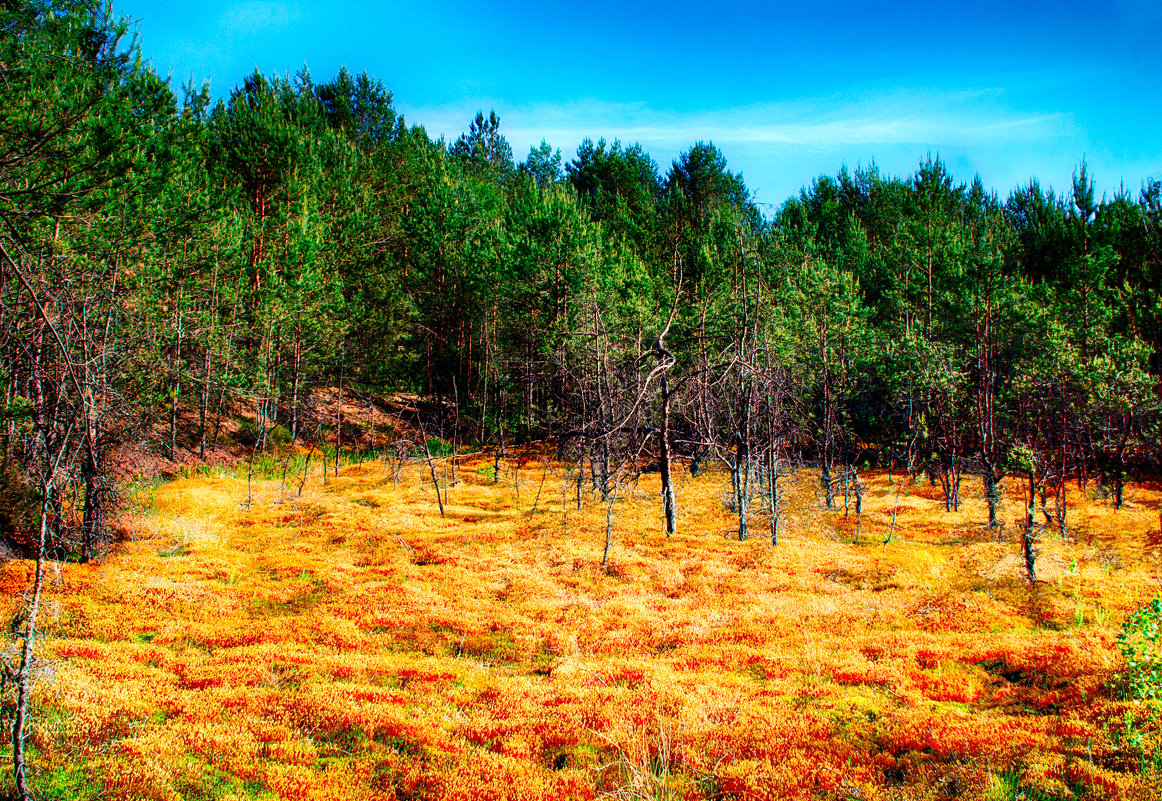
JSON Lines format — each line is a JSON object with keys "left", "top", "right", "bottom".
{"left": 235, "top": 420, "right": 292, "bottom": 449}
{"left": 234, "top": 418, "right": 259, "bottom": 447}
{"left": 267, "top": 424, "right": 293, "bottom": 447}
{"left": 417, "top": 437, "right": 453, "bottom": 458}
{"left": 1119, "top": 596, "right": 1162, "bottom": 701}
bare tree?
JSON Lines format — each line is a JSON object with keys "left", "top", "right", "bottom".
{"left": 651, "top": 283, "right": 682, "bottom": 536}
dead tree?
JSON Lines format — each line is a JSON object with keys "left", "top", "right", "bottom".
{"left": 555, "top": 292, "right": 672, "bottom": 568}
{"left": 652, "top": 290, "right": 681, "bottom": 537}
{"left": 0, "top": 243, "right": 92, "bottom": 800}
{"left": 692, "top": 326, "right": 768, "bottom": 543}
{"left": 1010, "top": 444, "right": 1039, "bottom": 584}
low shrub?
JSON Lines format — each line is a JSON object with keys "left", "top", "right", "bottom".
{"left": 1118, "top": 596, "right": 1162, "bottom": 702}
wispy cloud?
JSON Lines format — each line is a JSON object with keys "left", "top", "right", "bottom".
{"left": 530, "top": 98, "right": 1062, "bottom": 151}
{"left": 404, "top": 90, "right": 1070, "bottom": 157}
{"left": 398, "top": 87, "right": 1089, "bottom": 205}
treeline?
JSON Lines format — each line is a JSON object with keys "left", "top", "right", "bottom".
{"left": 3, "top": 1, "right": 1162, "bottom": 563}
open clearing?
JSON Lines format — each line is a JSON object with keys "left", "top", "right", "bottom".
{"left": 3, "top": 459, "right": 1161, "bottom": 801}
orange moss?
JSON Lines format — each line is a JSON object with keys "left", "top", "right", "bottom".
{"left": 3, "top": 463, "right": 1160, "bottom": 799}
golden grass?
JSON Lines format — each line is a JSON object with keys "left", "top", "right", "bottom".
{"left": 3, "top": 458, "right": 1162, "bottom": 800}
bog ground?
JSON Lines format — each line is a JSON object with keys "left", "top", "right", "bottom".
{"left": 2, "top": 458, "right": 1161, "bottom": 801}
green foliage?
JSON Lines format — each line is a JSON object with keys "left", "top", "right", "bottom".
{"left": 450, "top": 109, "right": 513, "bottom": 178}
{"left": 28, "top": 763, "right": 99, "bottom": 801}
{"left": 125, "top": 476, "right": 166, "bottom": 516}
{"left": 267, "top": 425, "right": 293, "bottom": 447}
{"left": 422, "top": 438, "right": 454, "bottom": 458}
{"left": 1008, "top": 445, "right": 1037, "bottom": 476}
{"left": 984, "top": 770, "right": 1080, "bottom": 801}
{"left": 1119, "top": 597, "right": 1162, "bottom": 702}
{"left": 0, "top": 397, "right": 34, "bottom": 423}
{"left": 235, "top": 420, "right": 261, "bottom": 448}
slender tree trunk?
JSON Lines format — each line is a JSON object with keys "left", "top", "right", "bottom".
{"left": 733, "top": 452, "right": 750, "bottom": 542}
{"left": 290, "top": 335, "right": 301, "bottom": 442}
{"left": 941, "top": 458, "right": 953, "bottom": 513}
{"left": 493, "top": 381, "right": 505, "bottom": 485}
{"left": 451, "top": 376, "right": 460, "bottom": 486}
{"left": 170, "top": 308, "right": 183, "bottom": 461}
{"left": 199, "top": 343, "right": 212, "bottom": 460}
{"left": 885, "top": 479, "right": 902, "bottom": 545}
{"left": 767, "top": 450, "right": 780, "bottom": 546}
{"left": 984, "top": 468, "right": 1002, "bottom": 530}
{"left": 602, "top": 488, "right": 616, "bottom": 570}
{"left": 854, "top": 471, "right": 864, "bottom": 541}
{"left": 11, "top": 501, "right": 47, "bottom": 801}
{"left": 213, "top": 281, "right": 242, "bottom": 447}
{"left": 1038, "top": 484, "right": 1053, "bottom": 525}
{"left": 652, "top": 299, "right": 679, "bottom": 536}
{"left": 575, "top": 453, "right": 585, "bottom": 511}
{"left": 842, "top": 468, "right": 850, "bottom": 516}
{"left": 334, "top": 344, "right": 343, "bottom": 478}
{"left": 951, "top": 453, "right": 962, "bottom": 511}
{"left": 200, "top": 253, "right": 220, "bottom": 460}
{"left": 419, "top": 416, "right": 444, "bottom": 517}
{"left": 1112, "top": 412, "right": 1131, "bottom": 510}
{"left": 658, "top": 372, "right": 676, "bottom": 537}
{"left": 1023, "top": 471, "right": 1037, "bottom": 584}
{"left": 80, "top": 449, "right": 105, "bottom": 563}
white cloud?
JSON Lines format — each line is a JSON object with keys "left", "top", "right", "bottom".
{"left": 404, "top": 90, "right": 1070, "bottom": 158}
{"left": 397, "top": 88, "right": 1085, "bottom": 205}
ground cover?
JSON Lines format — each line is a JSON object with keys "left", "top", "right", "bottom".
{"left": 2, "top": 457, "right": 1160, "bottom": 800}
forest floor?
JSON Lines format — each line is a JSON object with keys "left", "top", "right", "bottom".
{"left": 111, "top": 387, "right": 424, "bottom": 480}
{"left": 1, "top": 455, "right": 1161, "bottom": 801}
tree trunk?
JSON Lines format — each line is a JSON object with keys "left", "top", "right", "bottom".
{"left": 575, "top": 455, "right": 585, "bottom": 511}
{"left": 199, "top": 342, "right": 212, "bottom": 460}
{"left": 984, "top": 468, "right": 1002, "bottom": 530}
{"left": 12, "top": 492, "right": 49, "bottom": 801}
{"left": 170, "top": 308, "right": 183, "bottom": 461}
{"left": 290, "top": 335, "right": 301, "bottom": 442}
{"left": 1038, "top": 484, "right": 1053, "bottom": 525}
{"left": 733, "top": 454, "right": 750, "bottom": 542}
{"left": 658, "top": 373, "right": 676, "bottom": 537}
{"left": 767, "top": 451, "right": 780, "bottom": 546}
{"left": 821, "top": 461, "right": 834, "bottom": 509}
{"left": 599, "top": 437, "right": 611, "bottom": 503}
{"left": 1023, "top": 471, "right": 1037, "bottom": 584}
{"left": 334, "top": 345, "right": 344, "bottom": 478}
{"left": 602, "top": 492, "right": 615, "bottom": 570}
{"left": 853, "top": 472, "right": 864, "bottom": 541}
{"left": 1055, "top": 468, "right": 1068, "bottom": 538}
{"left": 80, "top": 450, "right": 106, "bottom": 563}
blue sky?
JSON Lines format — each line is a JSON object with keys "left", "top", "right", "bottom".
{"left": 121, "top": 0, "right": 1162, "bottom": 207}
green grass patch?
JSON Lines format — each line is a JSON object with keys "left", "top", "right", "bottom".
{"left": 158, "top": 542, "right": 189, "bottom": 559}
{"left": 30, "top": 762, "right": 99, "bottom": 801}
